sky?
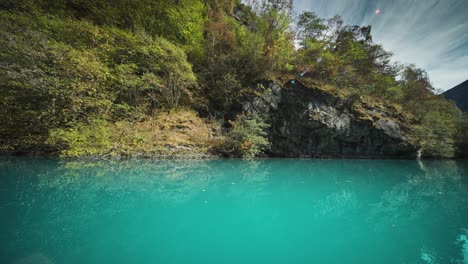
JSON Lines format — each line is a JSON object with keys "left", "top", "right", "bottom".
{"left": 293, "top": 0, "right": 468, "bottom": 91}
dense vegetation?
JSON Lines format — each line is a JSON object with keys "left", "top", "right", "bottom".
{"left": 0, "top": 0, "right": 465, "bottom": 158}
{"left": 443, "top": 79, "right": 468, "bottom": 112}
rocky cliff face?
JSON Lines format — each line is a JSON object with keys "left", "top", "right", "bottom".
{"left": 240, "top": 81, "right": 419, "bottom": 158}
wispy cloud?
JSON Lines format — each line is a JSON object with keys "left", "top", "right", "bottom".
{"left": 294, "top": 0, "right": 468, "bottom": 90}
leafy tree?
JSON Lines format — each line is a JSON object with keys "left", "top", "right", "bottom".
{"left": 457, "top": 114, "right": 468, "bottom": 156}
{"left": 198, "top": 0, "right": 240, "bottom": 112}
{"left": 400, "top": 65, "right": 434, "bottom": 105}
{"left": 414, "top": 99, "right": 462, "bottom": 158}
{"left": 3, "top": 0, "right": 206, "bottom": 55}
{"left": 296, "top": 11, "right": 327, "bottom": 46}
{"left": 0, "top": 12, "right": 197, "bottom": 153}
{"left": 228, "top": 113, "right": 270, "bottom": 158}
{"left": 47, "top": 119, "right": 113, "bottom": 157}
{"left": 255, "top": 0, "right": 295, "bottom": 75}
{"left": 205, "top": 0, "right": 237, "bottom": 14}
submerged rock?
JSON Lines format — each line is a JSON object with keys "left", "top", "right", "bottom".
{"left": 240, "top": 80, "right": 419, "bottom": 158}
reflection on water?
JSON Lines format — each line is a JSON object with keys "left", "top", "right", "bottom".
{"left": 0, "top": 158, "right": 467, "bottom": 264}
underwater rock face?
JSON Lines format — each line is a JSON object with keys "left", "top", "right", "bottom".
{"left": 241, "top": 81, "right": 418, "bottom": 158}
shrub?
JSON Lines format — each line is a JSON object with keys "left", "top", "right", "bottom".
{"left": 47, "top": 119, "right": 113, "bottom": 157}
{"left": 0, "top": 12, "right": 197, "bottom": 153}
{"left": 228, "top": 113, "right": 270, "bottom": 159}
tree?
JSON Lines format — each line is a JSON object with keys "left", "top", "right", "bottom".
{"left": 205, "top": 0, "right": 237, "bottom": 14}
{"left": 414, "top": 99, "right": 461, "bottom": 158}
{"left": 4, "top": 0, "right": 206, "bottom": 55}
{"left": 228, "top": 113, "right": 270, "bottom": 158}
{"left": 296, "top": 11, "right": 327, "bottom": 47}
{"left": 200, "top": 0, "right": 239, "bottom": 111}
{"left": 400, "top": 65, "right": 434, "bottom": 113}
{"left": 245, "top": 0, "right": 293, "bottom": 14}
{"left": 254, "top": 0, "right": 296, "bottom": 75}
{"left": 457, "top": 114, "right": 468, "bottom": 157}
{"left": 0, "top": 12, "right": 197, "bottom": 153}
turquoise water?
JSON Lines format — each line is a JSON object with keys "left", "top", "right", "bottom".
{"left": 0, "top": 158, "right": 467, "bottom": 264}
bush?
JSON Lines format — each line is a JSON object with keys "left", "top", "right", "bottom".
{"left": 0, "top": 12, "right": 197, "bottom": 153}
{"left": 47, "top": 119, "right": 113, "bottom": 157}
{"left": 228, "top": 113, "right": 270, "bottom": 159}
{"left": 414, "top": 100, "right": 462, "bottom": 158}
{"left": 458, "top": 114, "right": 468, "bottom": 157}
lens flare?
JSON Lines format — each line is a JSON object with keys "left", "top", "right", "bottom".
{"left": 375, "top": 9, "right": 381, "bottom": 14}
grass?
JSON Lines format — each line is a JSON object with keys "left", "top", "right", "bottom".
{"left": 111, "top": 109, "right": 225, "bottom": 157}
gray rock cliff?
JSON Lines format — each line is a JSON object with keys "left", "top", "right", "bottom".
{"left": 240, "top": 81, "right": 419, "bottom": 158}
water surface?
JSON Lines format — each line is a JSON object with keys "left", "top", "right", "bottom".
{"left": 1, "top": 158, "right": 467, "bottom": 264}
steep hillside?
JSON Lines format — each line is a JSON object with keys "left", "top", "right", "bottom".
{"left": 0, "top": 1, "right": 464, "bottom": 159}
{"left": 443, "top": 79, "right": 468, "bottom": 112}
{"left": 240, "top": 80, "right": 420, "bottom": 158}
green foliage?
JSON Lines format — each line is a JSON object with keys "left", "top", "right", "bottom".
{"left": 228, "top": 113, "right": 270, "bottom": 158}
{"left": 200, "top": 1, "right": 296, "bottom": 112}
{"left": 296, "top": 11, "right": 327, "bottom": 46}
{"left": 413, "top": 100, "right": 462, "bottom": 158}
{"left": 391, "top": 65, "right": 462, "bottom": 158}
{"left": 47, "top": 119, "right": 113, "bottom": 157}
{"left": 0, "top": 11, "right": 196, "bottom": 154}
{"left": 457, "top": 114, "right": 468, "bottom": 156}
{"left": 293, "top": 12, "right": 463, "bottom": 158}
{"left": 0, "top": 0, "right": 465, "bottom": 158}
{"left": 3, "top": 0, "right": 206, "bottom": 55}
{"left": 255, "top": 3, "right": 296, "bottom": 76}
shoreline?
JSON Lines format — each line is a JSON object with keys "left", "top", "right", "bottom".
{"left": 1, "top": 151, "right": 465, "bottom": 161}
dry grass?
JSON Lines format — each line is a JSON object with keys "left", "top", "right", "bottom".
{"left": 111, "top": 109, "right": 225, "bottom": 157}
